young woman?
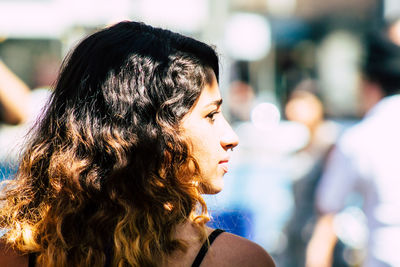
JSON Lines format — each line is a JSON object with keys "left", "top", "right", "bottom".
{"left": 0, "top": 21, "right": 275, "bottom": 267}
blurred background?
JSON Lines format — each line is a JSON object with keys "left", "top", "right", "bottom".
{"left": 0, "top": 0, "right": 399, "bottom": 266}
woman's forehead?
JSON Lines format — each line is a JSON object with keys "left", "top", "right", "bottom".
{"left": 191, "top": 77, "right": 221, "bottom": 111}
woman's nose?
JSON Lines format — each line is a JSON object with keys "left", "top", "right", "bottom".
{"left": 220, "top": 119, "right": 239, "bottom": 151}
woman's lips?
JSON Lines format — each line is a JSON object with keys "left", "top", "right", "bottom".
{"left": 219, "top": 160, "right": 229, "bottom": 173}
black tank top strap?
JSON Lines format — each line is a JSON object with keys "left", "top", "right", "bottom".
{"left": 28, "top": 252, "right": 37, "bottom": 267}
{"left": 191, "top": 228, "right": 225, "bottom": 267}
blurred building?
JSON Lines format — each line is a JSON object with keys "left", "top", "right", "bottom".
{"left": 0, "top": 0, "right": 386, "bottom": 112}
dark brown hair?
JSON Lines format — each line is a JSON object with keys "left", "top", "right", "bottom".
{"left": 0, "top": 21, "right": 219, "bottom": 266}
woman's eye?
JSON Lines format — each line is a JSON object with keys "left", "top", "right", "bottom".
{"left": 206, "top": 111, "right": 220, "bottom": 122}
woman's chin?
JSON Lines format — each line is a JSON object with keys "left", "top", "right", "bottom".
{"left": 200, "top": 180, "right": 224, "bottom": 195}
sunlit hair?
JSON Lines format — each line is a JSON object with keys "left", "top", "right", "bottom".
{"left": 0, "top": 21, "right": 219, "bottom": 266}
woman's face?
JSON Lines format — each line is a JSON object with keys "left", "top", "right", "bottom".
{"left": 181, "top": 73, "right": 239, "bottom": 194}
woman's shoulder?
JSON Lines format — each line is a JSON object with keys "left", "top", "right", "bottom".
{"left": 202, "top": 229, "right": 275, "bottom": 267}
{"left": 0, "top": 240, "right": 29, "bottom": 267}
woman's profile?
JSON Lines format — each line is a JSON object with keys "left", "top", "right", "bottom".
{"left": 0, "top": 21, "right": 275, "bottom": 267}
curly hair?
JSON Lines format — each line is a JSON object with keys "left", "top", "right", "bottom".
{"left": 0, "top": 21, "right": 219, "bottom": 266}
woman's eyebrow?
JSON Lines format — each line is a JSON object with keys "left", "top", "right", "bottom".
{"left": 205, "top": 99, "right": 223, "bottom": 108}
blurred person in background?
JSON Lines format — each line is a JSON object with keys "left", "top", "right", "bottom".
{"left": 278, "top": 80, "right": 343, "bottom": 267}
{"left": 0, "top": 21, "right": 275, "bottom": 267}
{"left": 0, "top": 57, "right": 53, "bottom": 182}
{"left": 0, "top": 60, "right": 31, "bottom": 180}
{"left": 284, "top": 80, "right": 339, "bottom": 152}
{"left": 0, "top": 60, "right": 30, "bottom": 125}
{"left": 306, "top": 22, "right": 400, "bottom": 267}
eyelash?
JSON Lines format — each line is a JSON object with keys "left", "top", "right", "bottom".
{"left": 206, "top": 111, "right": 220, "bottom": 122}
